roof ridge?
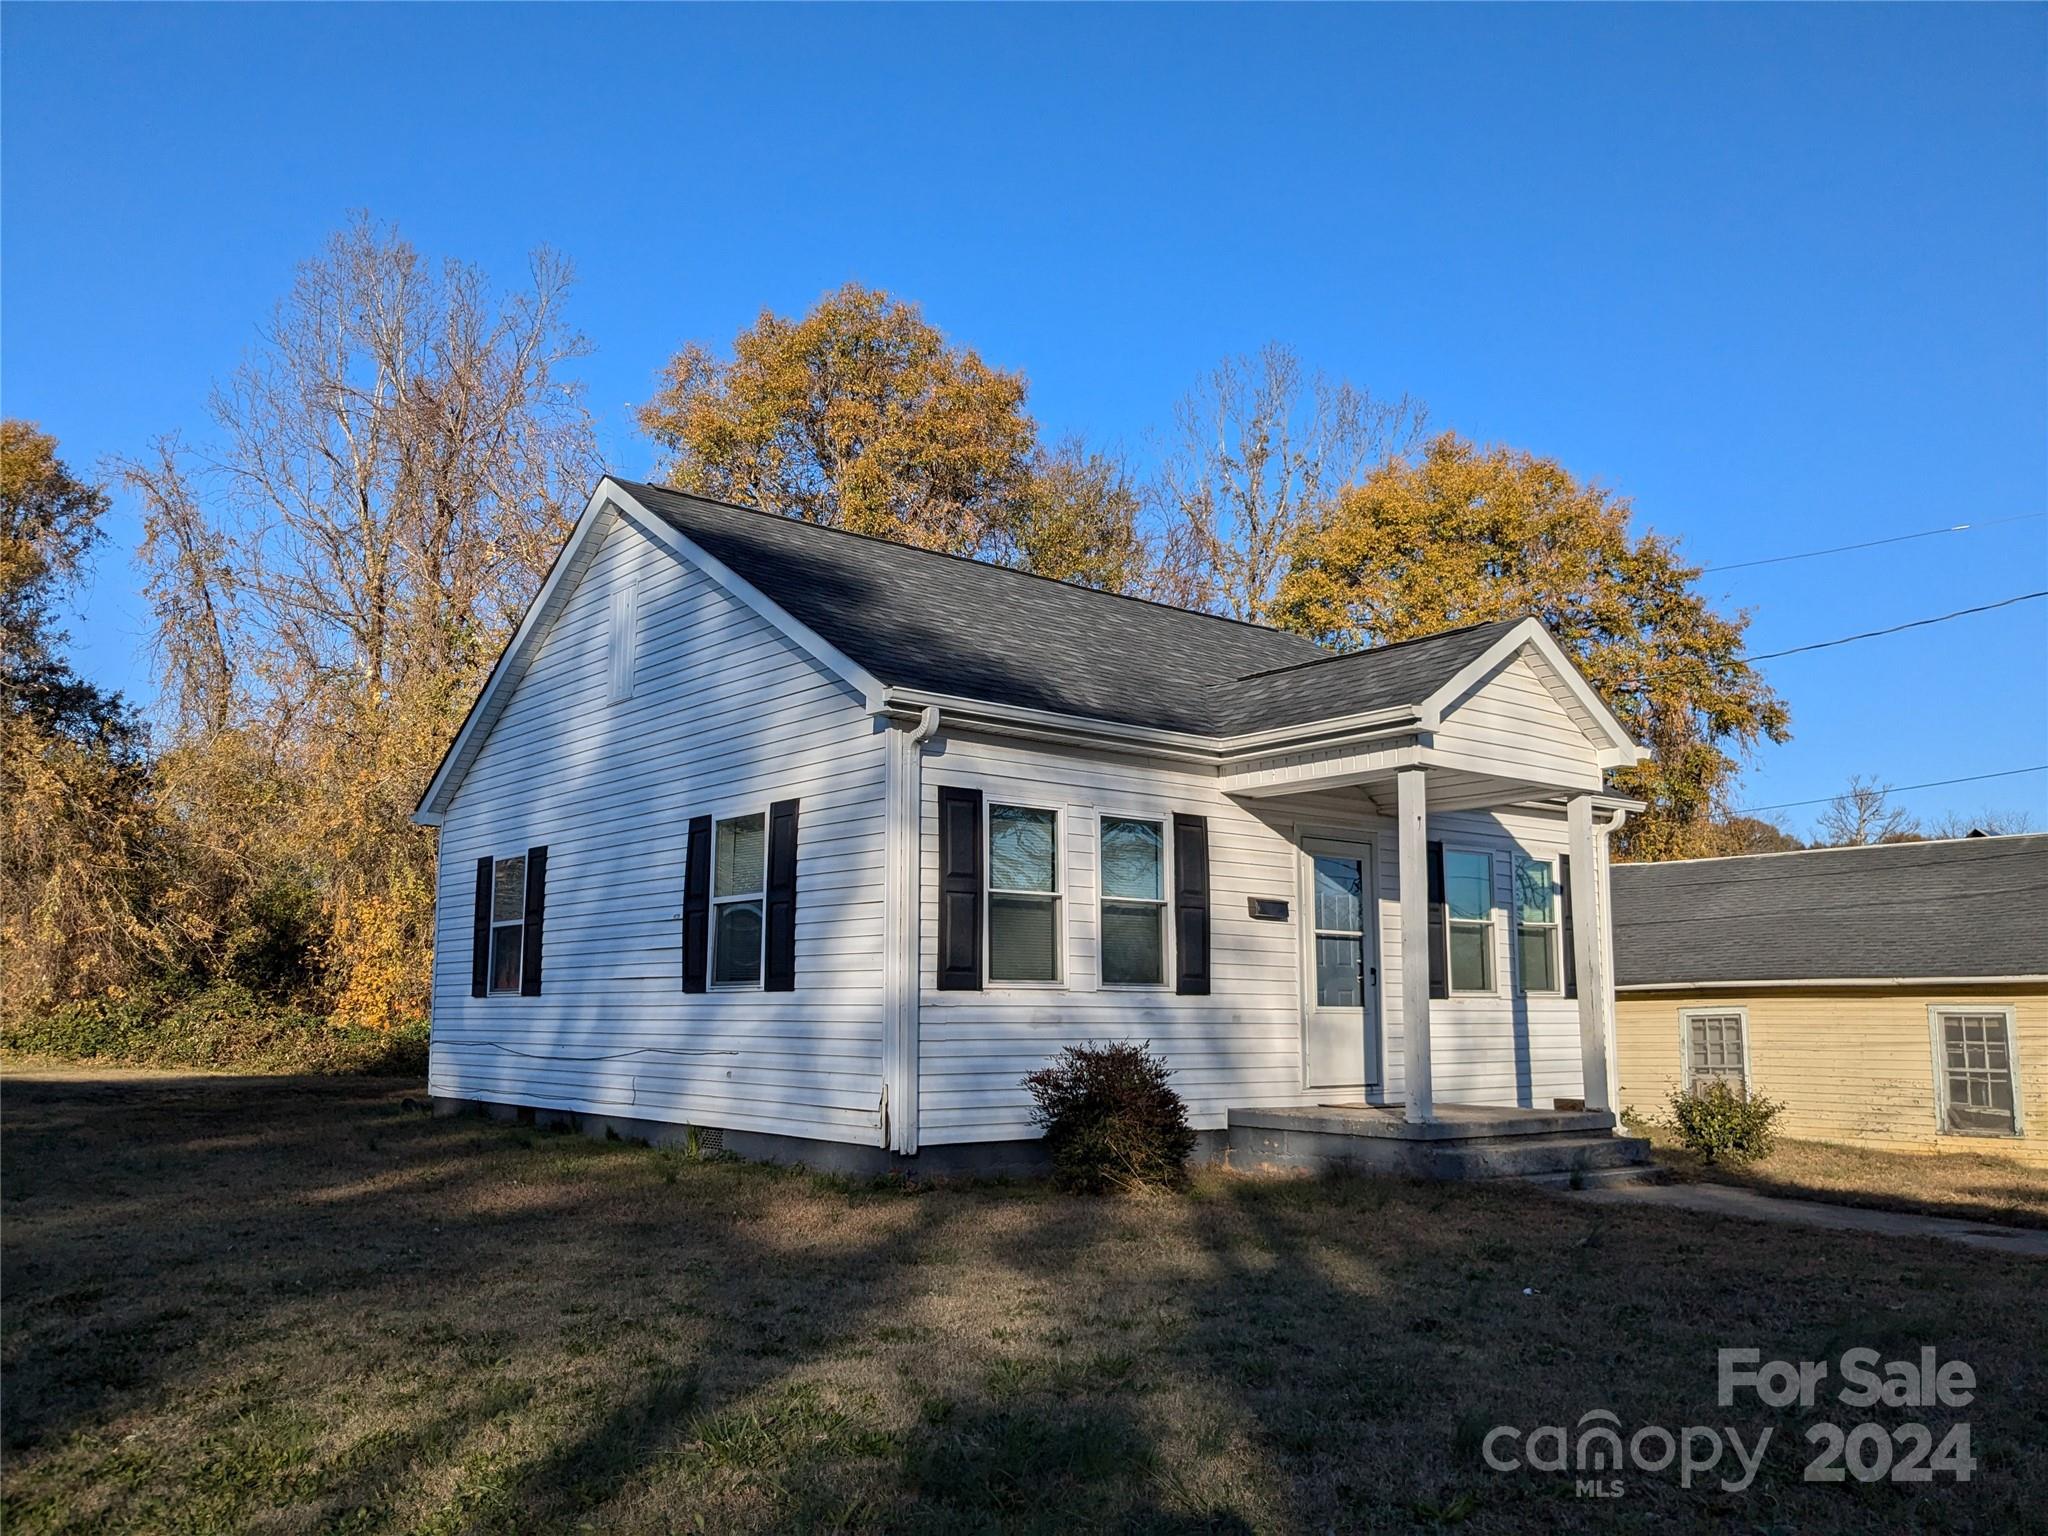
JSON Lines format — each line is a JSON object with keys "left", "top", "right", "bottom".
{"left": 614, "top": 478, "right": 1327, "bottom": 651}
{"left": 1232, "top": 617, "right": 1521, "bottom": 682}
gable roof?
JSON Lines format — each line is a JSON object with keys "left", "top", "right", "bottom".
{"left": 619, "top": 479, "right": 1527, "bottom": 737}
{"left": 1611, "top": 834, "right": 2048, "bottom": 987}
{"left": 417, "top": 478, "right": 1641, "bottom": 821}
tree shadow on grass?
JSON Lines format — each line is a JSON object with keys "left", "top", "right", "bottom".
{"left": 3, "top": 1072, "right": 1212, "bottom": 1531}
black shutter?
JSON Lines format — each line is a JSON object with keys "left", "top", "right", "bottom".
{"left": 519, "top": 845, "right": 547, "bottom": 996}
{"left": 1427, "top": 841, "right": 1448, "bottom": 1000}
{"left": 471, "top": 856, "right": 492, "bottom": 998}
{"left": 764, "top": 798, "right": 800, "bottom": 992}
{"left": 936, "top": 786, "right": 982, "bottom": 991}
{"left": 682, "top": 815, "right": 711, "bottom": 993}
{"left": 1559, "top": 853, "right": 1577, "bottom": 998}
{"left": 1173, "top": 813, "right": 1211, "bottom": 996}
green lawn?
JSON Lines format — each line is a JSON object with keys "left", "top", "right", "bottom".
{"left": 4, "top": 1067, "right": 2043, "bottom": 1534}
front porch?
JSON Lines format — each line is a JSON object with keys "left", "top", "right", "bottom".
{"left": 1223, "top": 1101, "right": 1657, "bottom": 1185}
{"left": 1227, "top": 733, "right": 1641, "bottom": 1142}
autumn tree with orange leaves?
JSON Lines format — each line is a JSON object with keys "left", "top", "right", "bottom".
{"left": 1271, "top": 433, "right": 1790, "bottom": 858}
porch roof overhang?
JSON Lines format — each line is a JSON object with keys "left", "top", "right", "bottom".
{"left": 1219, "top": 731, "right": 1639, "bottom": 818}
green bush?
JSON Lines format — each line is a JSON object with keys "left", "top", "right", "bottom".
{"left": 1, "top": 980, "right": 428, "bottom": 1077}
{"left": 1022, "top": 1041, "right": 1196, "bottom": 1194}
{"left": 1666, "top": 1079, "right": 1784, "bottom": 1164}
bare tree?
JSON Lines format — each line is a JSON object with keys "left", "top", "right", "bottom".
{"left": 1922, "top": 807, "right": 2043, "bottom": 839}
{"left": 1152, "top": 343, "right": 1426, "bottom": 622}
{"left": 116, "top": 214, "right": 601, "bottom": 1030}
{"left": 1817, "top": 775, "right": 1920, "bottom": 846}
{"left": 121, "top": 213, "right": 599, "bottom": 734}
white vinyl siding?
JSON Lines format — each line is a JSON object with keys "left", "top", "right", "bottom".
{"left": 429, "top": 512, "right": 888, "bottom": 1144}
{"left": 916, "top": 730, "right": 1602, "bottom": 1144}
{"left": 1429, "top": 649, "right": 1606, "bottom": 792}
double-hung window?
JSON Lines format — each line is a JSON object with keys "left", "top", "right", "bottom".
{"left": 988, "top": 804, "right": 1060, "bottom": 983}
{"left": 1682, "top": 1009, "right": 1748, "bottom": 1093}
{"left": 1933, "top": 1008, "right": 2019, "bottom": 1136}
{"left": 1513, "top": 855, "right": 1562, "bottom": 995}
{"left": 488, "top": 855, "right": 528, "bottom": 994}
{"left": 1099, "top": 815, "right": 1166, "bottom": 986}
{"left": 711, "top": 812, "right": 767, "bottom": 988}
{"left": 1444, "top": 849, "right": 1495, "bottom": 994}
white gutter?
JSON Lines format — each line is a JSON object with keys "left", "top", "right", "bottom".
{"left": 878, "top": 687, "right": 1425, "bottom": 767}
{"left": 1618, "top": 976, "right": 2048, "bottom": 993}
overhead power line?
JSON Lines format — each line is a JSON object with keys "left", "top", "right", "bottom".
{"left": 1703, "top": 512, "right": 2045, "bottom": 572}
{"left": 1747, "top": 591, "right": 2046, "bottom": 660}
{"left": 1735, "top": 766, "right": 2048, "bottom": 815}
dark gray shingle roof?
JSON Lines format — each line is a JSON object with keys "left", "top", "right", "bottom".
{"left": 622, "top": 481, "right": 1519, "bottom": 736}
{"left": 1611, "top": 834, "right": 2048, "bottom": 986}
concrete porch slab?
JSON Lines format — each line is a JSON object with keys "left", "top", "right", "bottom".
{"left": 1227, "top": 1102, "right": 1618, "bottom": 1143}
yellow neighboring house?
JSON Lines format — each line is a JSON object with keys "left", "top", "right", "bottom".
{"left": 1611, "top": 833, "right": 2048, "bottom": 1163}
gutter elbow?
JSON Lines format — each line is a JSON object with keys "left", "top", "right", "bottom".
{"left": 909, "top": 705, "right": 941, "bottom": 746}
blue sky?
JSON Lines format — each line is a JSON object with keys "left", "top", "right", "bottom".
{"left": 5, "top": 3, "right": 2044, "bottom": 837}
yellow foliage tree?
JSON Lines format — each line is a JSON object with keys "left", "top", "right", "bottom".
{"left": 639, "top": 283, "right": 1039, "bottom": 556}
{"left": 120, "top": 216, "right": 600, "bottom": 1030}
{"left": 1271, "top": 433, "right": 1790, "bottom": 858}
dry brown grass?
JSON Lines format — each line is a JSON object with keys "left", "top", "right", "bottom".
{"left": 4, "top": 1066, "right": 2044, "bottom": 1534}
{"left": 1649, "top": 1133, "right": 2048, "bottom": 1230}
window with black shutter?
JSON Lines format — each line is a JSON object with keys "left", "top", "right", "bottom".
{"left": 936, "top": 786, "right": 983, "bottom": 990}
{"left": 1172, "top": 813, "right": 1210, "bottom": 996}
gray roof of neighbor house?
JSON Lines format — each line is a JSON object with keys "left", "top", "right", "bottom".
{"left": 620, "top": 480, "right": 1520, "bottom": 737}
{"left": 1611, "top": 834, "right": 2048, "bottom": 987}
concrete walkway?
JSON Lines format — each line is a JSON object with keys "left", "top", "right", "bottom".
{"left": 1566, "top": 1179, "right": 2048, "bottom": 1258}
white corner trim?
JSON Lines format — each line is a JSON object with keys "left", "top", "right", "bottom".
{"left": 611, "top": 487, "right": 887, "bottom": 713}
{"left": 1424, "top": 618, "right": 1647, "bottom": 762}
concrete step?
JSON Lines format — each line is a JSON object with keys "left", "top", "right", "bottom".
{"left": 1518, "top": 1163, "right": 1670, "bottom": 1191}
{"left": 1418, "top": 1133, "right": 1655, "bottom": 1181}
{"left": 1231, "top": 1105, "right": 1617, "bottom": 1142}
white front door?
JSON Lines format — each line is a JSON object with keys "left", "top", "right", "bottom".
{"left": 1300, "top": 837, "right": 1381, "bottom": 1091}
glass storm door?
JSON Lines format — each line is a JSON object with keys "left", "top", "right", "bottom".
{"left": 1302, "top": 839, "right": 1379, "bottom": 1091}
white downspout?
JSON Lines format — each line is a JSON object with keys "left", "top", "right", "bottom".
{"left": 881, "top": 706, "right": 939, "bottom": 1154}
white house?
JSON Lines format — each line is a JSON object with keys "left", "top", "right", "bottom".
{"left": 415, "top": 478, "right": 1654, "bottom": 1179}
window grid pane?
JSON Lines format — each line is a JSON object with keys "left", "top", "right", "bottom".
{"left": 1517, "top": 927, "right": 1557, "bottom": 994}
{"left": 1445, "top": 852, "right": 1491, "bottom": 921}
{"left": 1316, "top": 936, "right": 1364, "bottom": 1008}
{"left": 493, "top": 857, "right": 526, "bottom": 922}
{"left": 1687, "top": 1015, "right": 1746, "bottom": 1086}
{"left": 1101, "top": 901, "right": 1164, "bottom": 985}
{"left": 1313, "top": 857, "right": 1364, "bottom": 933}
{"left": 714, "top": 815, "right": 766, "bottom": 898}
{"left": 1100, "top": 818, "right": 1163, "bottom": 901}
{"left": 989, "top": 892, "right": 1058, "bottom": 981}
{"left": 990, "top": 806, "right": 1057, "bottom": 893}
{"left": 1448, "top": 922, "right": 1492, "bottom": 992}
{"left": 489, "top": 924, "right": 523, "bottom": 993}
{"left": 1514, "top": 857, "right": 1555, "bottom": 925}
{"left": 1939, "top": 1012, "right": 2017, "bottom": 1134}
{"left": 712, "top": 901, "right": 763, "bottom": 986}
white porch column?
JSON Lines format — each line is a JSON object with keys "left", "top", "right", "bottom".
{"left": 1567, "top": 794, "right": 1616, "bottom": 1116}
{"left": 1396, "top": 767, "right": 1433, "bottom": 1124}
